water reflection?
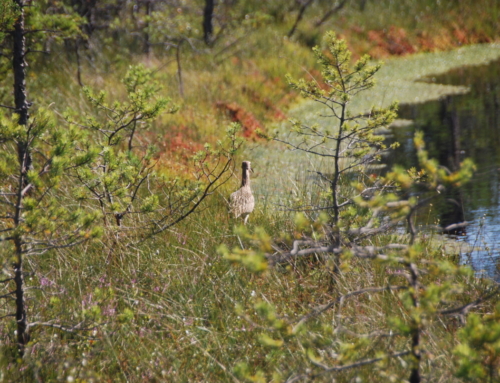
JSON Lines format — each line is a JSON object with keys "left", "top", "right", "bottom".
{"left": 389, "top": 58, "right": 500, "bottom": 280}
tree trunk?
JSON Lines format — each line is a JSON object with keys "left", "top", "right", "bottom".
{"left": 143, "top": 0, "right": 152, "bottom": 56}
{"left": 203, "top": 0, "right": 214, "bottom": 45}
{"left": 12, "top": 0, "right": 31, "bottom": 356}
{"left": 72, "top": 0, "right": 97, "bottom": 36}
{"left": 409, "top": 263, "right": 421, "bottom": 383}
{"left": 13, "top": 237, "right": 29, "bottom": 356}
{"left": 13, "top": 0, "right": 31, "bottom": 175}
{"left": 13, "top": 1, "right": 29, "bottom": 126}
{"left": 288, "top": 0, "right": 314, "bottom": 38}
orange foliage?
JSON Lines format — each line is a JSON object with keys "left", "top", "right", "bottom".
{"left": 368, "top": 26, "right": 416, "bottom": 57}
{"left": 215, "top": 101, "right": 263, "bottom": 138}
{"left": 416, "top": 30, "right": 436, "bottom": 52}
{"left": 242, "top": 86, "right": 287, "bottom": 121}
{"left": 453, "top": 27, "right": 469, "bottom": 45}
{"left": 157, "top": 126, "right": 204, "bottom": 163}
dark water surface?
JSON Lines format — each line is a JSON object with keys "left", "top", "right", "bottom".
{"left": 389, "top": 58, "right": 500, "bottom": 280}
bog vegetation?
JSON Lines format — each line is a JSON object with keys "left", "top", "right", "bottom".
{"left": 1, "top": 1, "right": 500, "bottom": 382}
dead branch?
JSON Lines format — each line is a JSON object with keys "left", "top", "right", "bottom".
{"left": 286, "top": 350, "right": 411, "bottom": 382}
{"left": 439, "top": 286, "right": 500, "bottom": 316}
{"left": 0, "top": 290, "right": 16, "bottom": 300}
{"left": 294, "top": 284, "right": 408, "bottom": 327}
{"left": 27, "top": 320, "right": 98, "bottom": 338}
{"left": 268, "top": 241, "right": 408, "bottom": 266}
{"left": 288, "top": 0, "right": 315, "bottom": 38}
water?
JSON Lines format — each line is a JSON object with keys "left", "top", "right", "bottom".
{"left": 389, "top": 58, "right": 500, "bottom": 280}
{"left": 248, "top": 52, "right": 500, "bottom": 280}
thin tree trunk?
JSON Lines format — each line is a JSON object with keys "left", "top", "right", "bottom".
{"left": 408, "top": 262, "right": 421, "bottom": 383}
{"left": 315, "top": 0, "right": 348, "bottom": 27}
{"left": 13, "top": 1, "right": 29, "bottom": 126}
{"left": 331, "top": 103, "right": 345, "bottom": 228}
{"left": 176, "top": 40, "right": 184, "bottom": 97}
{"left": 203, "top": 0, "right": 214, "bottom": 45}
{"left": 13, "top": 236, "right": 29, "bottom": 355}
{"left": 288, "top": 0, "right": 314, "bottom": 38}
{"left": 72, "top": 0, "right": 97, "bottom": 36}
{"left": 12, "top": 0, "right": 31, "bottom": 356}
{"left": 13, "top": 0, "right": 31, "bottom": 177}
{"left": 143, "top": 0, "right": 152, "bottom": 56}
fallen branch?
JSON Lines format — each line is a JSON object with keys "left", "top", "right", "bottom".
{"left": 267, "top": 242, "right": 408, "bottom": 266}
{"left": 293, "top": 284, "right": 408, "bottom": 327}
{"left": 286, "top": 350, "right": 411, "bottom": 382}
{"left": 440, "top": 221, "right": 470, "bottom": 233}
{"left": 27, "top": 320, "right": 98, "bottom": 339}
{"left": 439, "top": 286, "right": 500, "bottom": 316}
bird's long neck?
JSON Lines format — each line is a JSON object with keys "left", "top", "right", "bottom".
{"left": 241, "top": 168, "right": 250, "bottom": 187}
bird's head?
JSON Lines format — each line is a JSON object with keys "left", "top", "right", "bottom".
{"left": 242, "top": 161, "right": 253, "bottom": 173}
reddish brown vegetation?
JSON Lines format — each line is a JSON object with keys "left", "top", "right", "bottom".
{"left": 360, "top": 22, "right": 495, "bottom": 58}
{"left": 242, "top": 86, "right": 287, "bottom": 121}
{"left": 416, "top": 30, "right": 436, "bottom": 52}
{"left": 368, "top": 26, "right": 416, "bottom": 57}
{"left": 215, "top": 101, "right": 263, "bottom": 138}
{"left": 157, "top": 126, "right": 204, "bottom": 162}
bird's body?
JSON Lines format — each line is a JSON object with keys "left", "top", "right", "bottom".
{"left": 230, "top": 161, "right": 255, "bottom": 225}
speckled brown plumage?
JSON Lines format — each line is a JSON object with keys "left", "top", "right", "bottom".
{"left": 230, "top": 161, "right": 255, "bottom": 225}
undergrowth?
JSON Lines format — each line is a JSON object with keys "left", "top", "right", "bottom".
{"left": 1, "top": 1, "right": 500, "bottom": 382}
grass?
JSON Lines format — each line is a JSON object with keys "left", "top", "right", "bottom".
{"left": 1, "top": 1, "right": 500, "bottom": 381}
{"left": 1, "top": 191, "right": 497, "bottom": 382}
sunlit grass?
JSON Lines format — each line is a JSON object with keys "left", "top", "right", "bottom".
{"left": 1, "top": 2, "right": 500, "bottom": 382}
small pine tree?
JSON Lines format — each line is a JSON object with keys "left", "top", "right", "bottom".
{"left": 0, "top": 2, "right": 241, "bottom": 355}
{"left": 276, "top": 31, "right": 398, "bottom": 242}
{"left": 66, "top": 64, "right": 242, "bottom": 239}
{"left": 0, "top": 66, "right": 242, "bottom": 355}
{"left": 221, "top": 32, "right": 494, "bottom": 383}
{"left": 0, "top": 109, "right": 104, "bottom": 354}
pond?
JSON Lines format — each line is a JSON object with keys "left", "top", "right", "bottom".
{"left": 389, "top": 58, "right": 500, "bottom": 281}
{"left": 249, "top": 46, "right": 500, "bottom": 281}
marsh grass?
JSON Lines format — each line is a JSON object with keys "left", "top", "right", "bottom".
{"left": 2, "top": 2, "right": 500, "bottom": 382}
{"left": 2, "top": 155, "right": 493, "bottom": 382}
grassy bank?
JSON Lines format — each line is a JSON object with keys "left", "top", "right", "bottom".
{"left": 1, "top": 1, "right": 500, "bottom": 382}
{"left": 18, "top": 0, "right": 500, "bottom": 158}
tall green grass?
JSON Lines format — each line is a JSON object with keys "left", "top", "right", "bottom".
{"left": 2, "top": 1, "right": 500, "bottom": 381}
{"left": 2, "top": 184, "right": 493, "bottom": 382}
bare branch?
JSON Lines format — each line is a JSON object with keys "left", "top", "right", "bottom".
{"left": 439, "top": 286, "right": 500, "bottom": 316}
{"left": 288, "top": 0, "right": 315, "bottom": 38}
{"left": 440, "top": 221, "right": 470, "bottom": 233}
{"left": 0, "top": 290, "right": 16, "bottom": 300}
{"left": 286, "top": 350, "right": 411, "bottom": 382}
{"left": 0, "top": 103, "right": 16, "bottom": 110}
{"left": 267, "top": 244, "right": 335, "bottom": 265}
{"left": 294, "top": 284, "right": 408, "bottom": 326}
{"left": 28, "top": 320, "right": 98, "bottom": 338}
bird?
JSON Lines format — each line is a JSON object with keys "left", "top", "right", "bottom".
{"left": 230, "top": 161, "right": 255, "bottom": 225}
